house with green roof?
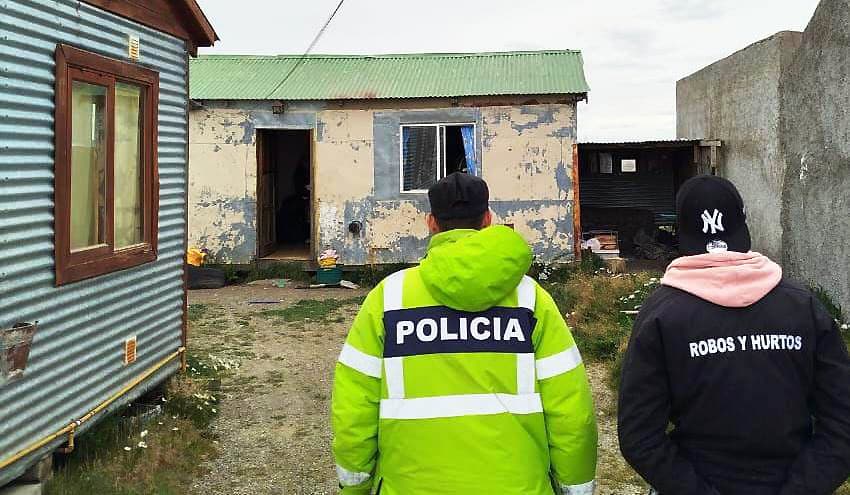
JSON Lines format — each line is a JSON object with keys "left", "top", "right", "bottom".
{"left": 187, "top": 50, "right": 589, "bottom": 264}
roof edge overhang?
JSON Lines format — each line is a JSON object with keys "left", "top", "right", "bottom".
{"left": 191, "top": 92, "right": 589, "bottom": 103}
{"left": 578, "top": 139, "right": 721, "bottom": 151}
{"left": 80, "top": 0, "right": 218, "bottom": 55}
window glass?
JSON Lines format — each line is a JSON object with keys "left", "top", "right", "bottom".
{"left": 599, "top": 152, "right": 613, "bottom": 174}
{"left": 114, "top": 82, "right": 144, "bottom": 248}
{"left": 402, "top": 126, "right": 438, "bottom": 191}
{"left": 621, "top": 159, "right": 637, "bottom": 173}
{"left": 70, "top": 81, "right": 108, "bottom": 251}
{"left": 401, "top": 124, "right": 476, "bottom": 192}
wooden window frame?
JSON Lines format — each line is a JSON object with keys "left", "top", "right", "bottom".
{"left": 54, "top": 44, "right": 159, "bottom": 286}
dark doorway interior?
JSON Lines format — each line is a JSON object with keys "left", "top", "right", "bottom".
{"left": 257, "top": 129, "right": 311, "bottom": 260}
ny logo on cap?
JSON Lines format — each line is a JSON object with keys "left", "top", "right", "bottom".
{"left": 701, "top": 209, "right": 724, "bottom": 234}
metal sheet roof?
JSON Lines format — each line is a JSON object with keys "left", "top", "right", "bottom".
{"left": 578, "top": 139, "right": 702, "bottom": 148}
{"left": 189, "top": 50, "right": 590, "bottom": 101}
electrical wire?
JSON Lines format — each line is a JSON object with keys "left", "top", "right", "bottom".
{"left": 264, "top": 0, "right": 347, "bottom": 99}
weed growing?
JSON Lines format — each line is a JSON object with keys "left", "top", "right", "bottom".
{"left": 812, "top": 286, "right": 849, "bottom": 349}
{"left": 533, "top": 255, "right": 662, "bottom": 391}
{"left": 260, "top": 297, "right": 365, "bottom": 324}
{"left": 45, "top": 353, "right": 222, "bottom": 495}
{"left": 346, "top": 264, "right": 410, "bottom": 287}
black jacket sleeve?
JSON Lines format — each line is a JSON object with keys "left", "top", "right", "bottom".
{"left": 778, "top": 297, "right": 850, "bottom": 495}
{"left": 617, "top": 305, "right": 720, "bottom": 495}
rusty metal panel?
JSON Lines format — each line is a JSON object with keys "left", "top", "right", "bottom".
{"left": 189, "top": 51, "right": 590, "bottom": 101}
{"left": 0, "top": 0, "right": 188, "bottom": 484}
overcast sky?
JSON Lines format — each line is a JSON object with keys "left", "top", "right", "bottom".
{"left": 195, "top": 0, "right": 818, "bottom": 142}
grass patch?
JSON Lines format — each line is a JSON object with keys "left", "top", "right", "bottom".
{"left": 265, "top": 369, "right": 286, "bottom": 385}
{"left": 45, "top": 353, "right": 222, "bottom": 495}
{"left": 535, "top": 258, "right": 662, "bottom": 391}
{"left": 187, "top": 304, "right": 210, "bottom": 323}
{"left": 345, "top": 264, "right": 411, "bottom": 287}
{"left": 545, "top": 271, "right": 660, "bottom": 362}
{"left": 260, "top": 297, "right": 365, "bottom": 324}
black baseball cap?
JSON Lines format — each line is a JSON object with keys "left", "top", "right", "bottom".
{"left": 676, "top": 175, "right": 751, "bottom": 255}
{"left": 428, "top": 172, "right": 489, "bottom": 220}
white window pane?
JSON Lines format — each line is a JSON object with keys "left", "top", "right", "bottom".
{"left": 114, "top": 82, "right": 144, "bottom": 248}
{"left": 70, "top": 81, "right": 107, "bottom": 251}
{"left": 621, "top": 159, "right": 637, "bottom": 173}
{"left": 402, "top": 126, "right": 438, "bottom": 191}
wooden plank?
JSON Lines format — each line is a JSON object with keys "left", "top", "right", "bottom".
{"left": 572, "top": 143, "right": 583, "bottom": 260}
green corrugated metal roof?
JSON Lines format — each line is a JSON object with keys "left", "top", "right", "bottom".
{"left": 189, "top": 50, "right": 589, "bottom": 101}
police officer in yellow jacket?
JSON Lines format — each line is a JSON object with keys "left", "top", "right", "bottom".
{"left": 331, "top": 172, "right": 598, "bottom": 494}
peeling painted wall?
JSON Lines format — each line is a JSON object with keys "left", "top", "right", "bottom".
{"left": 189, "top": 98, "right": 578, "bottom": 264}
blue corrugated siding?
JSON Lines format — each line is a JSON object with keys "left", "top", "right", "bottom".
{"left": 0, "top": 0, "right": 188, "bottom": 484}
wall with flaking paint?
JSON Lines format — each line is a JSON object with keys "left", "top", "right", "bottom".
{"left": 189, "top": 98, "right": 578, "bottom": 264}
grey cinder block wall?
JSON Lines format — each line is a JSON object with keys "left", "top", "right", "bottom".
{"left": 780, "top": 0, "right": 850, "bottom": 316}
{"left": 677, "top": 0, "right": 850, "bottom": 315}
{"left": 676, "top": 31, "right": 803, "bottom": 261}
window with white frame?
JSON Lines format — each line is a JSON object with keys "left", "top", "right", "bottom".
{"left": 400, "top": 123, "right": 477, "bottom": 192}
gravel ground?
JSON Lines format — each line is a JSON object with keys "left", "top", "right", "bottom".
{"left": 185, "top": 283, "right": 646, "bottom": 495}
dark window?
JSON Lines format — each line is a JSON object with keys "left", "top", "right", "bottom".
{"left": 401, "top": 124, "right": 476, "bottom": 192}
{"left": 54, "top": 44, "right": 159, "bottom": 285}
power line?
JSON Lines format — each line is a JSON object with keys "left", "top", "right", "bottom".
{"left": 264, "top": 0, "right": 347, "bottom": 99}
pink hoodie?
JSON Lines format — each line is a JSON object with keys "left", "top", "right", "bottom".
{"left": 661, "top": 251, "right": 783, "bottom": 308}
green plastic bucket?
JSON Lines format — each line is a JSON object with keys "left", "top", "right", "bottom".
{"left": 316, "top": 267, "right": 343, "bottom": 285}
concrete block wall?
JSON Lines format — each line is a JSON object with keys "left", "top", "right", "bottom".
{"left": 677, "top": 0, "right": 850, "bottom": 314}
{"left": 676, "top": 31, "right": 802, "bottom": 261}
{"left": 188, "top": 98, "right": 578, "bottom": 265}
{"left": 780, "top": 0, "right": 850, "bottom": 315}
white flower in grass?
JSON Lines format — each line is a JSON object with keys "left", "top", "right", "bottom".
{"left": 140, "top": 430, "right": 148, "bottom": 438}
{"left": 123, "top": 446, "right": 132, "bottom": 452}
{"left": 628, "top": 294, "right": 636, "bottom": 300}
{"left": 137, "top": 441, "right": 147, "bottom": 449}
{"left": 157, "top": 422, "right": 164, "bottom": 426}
{"left": 212, "top": 408, "right": 217, "bottom": 414}
{"left": 172, "top": 427, "right": 180, "bottom": 431}
{"left": 842, "top": 323, "right": 849, "bottom": 330}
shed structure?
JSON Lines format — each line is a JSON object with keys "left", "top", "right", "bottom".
{"left": 574, "top": 140, "right": 718, "bottom": 258}
{"left": 187, "top": 51, "right": 590, "bottom": 265}
{"left": 0, "top": 0, "right": 215, "bottom": 485}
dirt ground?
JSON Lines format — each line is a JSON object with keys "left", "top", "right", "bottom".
{"left": 186, "top": 283, "right": 646, "bottom": 495}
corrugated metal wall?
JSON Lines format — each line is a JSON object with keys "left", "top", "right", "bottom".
{"left": 0, "top": 0, "right": 188, "bottom": 484}
{"left": 579, "top": 149, "right": 687, "bottom": 222}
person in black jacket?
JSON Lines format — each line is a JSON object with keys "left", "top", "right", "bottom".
{"left": 618, "top": 175, "right": 850, "bottom": 495}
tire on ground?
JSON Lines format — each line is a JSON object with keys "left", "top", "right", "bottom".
{"left": 187, "top": 265, "right": 226, "bottom": 290}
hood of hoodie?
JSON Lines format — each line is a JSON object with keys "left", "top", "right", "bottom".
{"left": 419, "top": 226, "right": 532, "bottom": 312}
{"left": 661, "top": 251, "right": 783, "bottom": 308}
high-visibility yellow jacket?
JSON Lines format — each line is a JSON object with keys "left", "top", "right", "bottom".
{"left": 332, "top": 226, "right": 597, "bottom": 494}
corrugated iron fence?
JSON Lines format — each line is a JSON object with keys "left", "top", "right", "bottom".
{"left": 0, "top": 0, "right": 188, "bottom": 484}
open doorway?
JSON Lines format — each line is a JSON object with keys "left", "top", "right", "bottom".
{"left": 256, "top": 129, "right": 312, "bottom": 260}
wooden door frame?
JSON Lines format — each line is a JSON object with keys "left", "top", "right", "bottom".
{"left": 255, "top": 128, "right": 316, "bottom": 261}
{"left": 255, "top": 129, "right": 271, "bottom": 259}
{"left": 308, "top": 128, "right": 318, "bottom": 261}
{"left": 572, "top": 143, "right": 583, "bottom": 261}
